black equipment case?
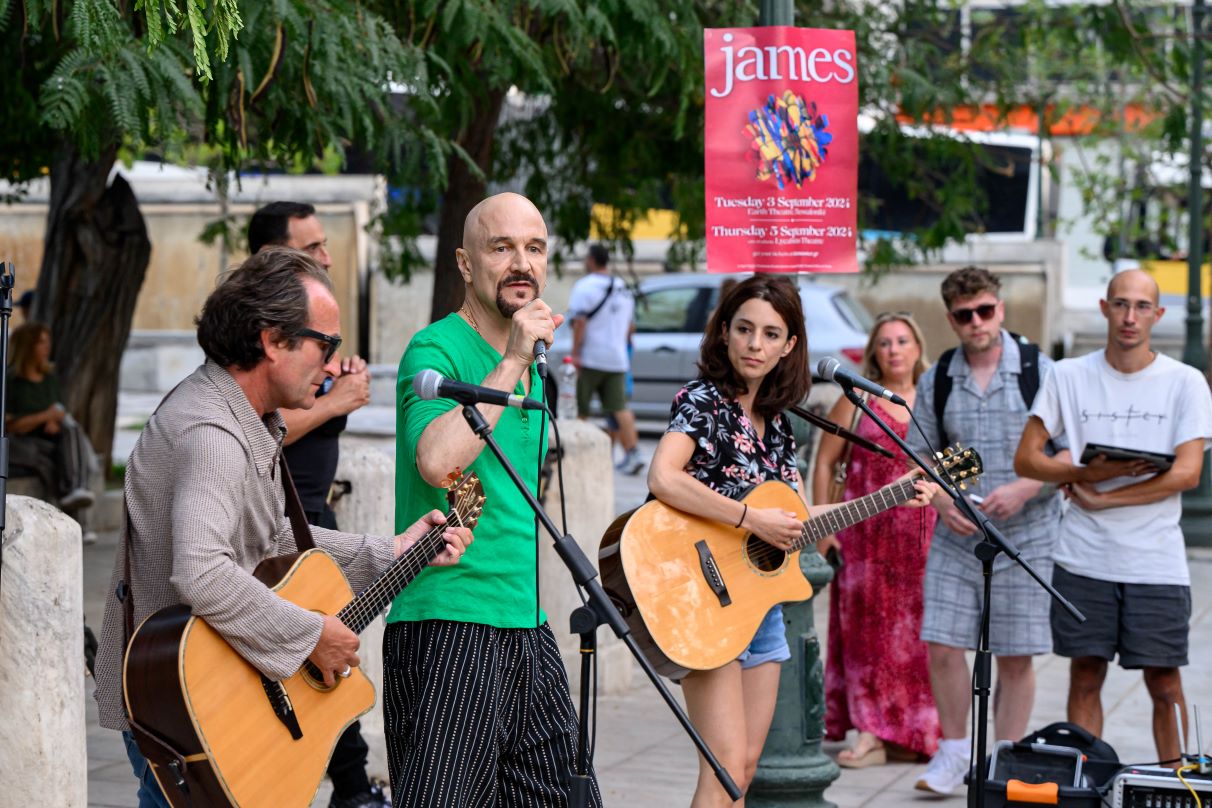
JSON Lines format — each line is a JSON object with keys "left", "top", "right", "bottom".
{"left": 981, "top": 722, "right": 1121, "bottom": 807}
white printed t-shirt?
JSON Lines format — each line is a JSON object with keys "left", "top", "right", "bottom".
{"left": 567, "top": 273, "right": 633, "bottom": 373}
{"left": 1030, "top": 350, "right": 1212, "bottom": 585}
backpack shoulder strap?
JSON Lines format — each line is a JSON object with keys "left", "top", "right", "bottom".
{"left": 933, "top": 347, "right": 956, "bottom": 448}
{"left": 1009, "top": 331, "right": 1041, "bottom": 408}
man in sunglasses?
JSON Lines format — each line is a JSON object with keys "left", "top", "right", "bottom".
{"left": 1014, "top": 268, "right": 1212, "bottom": 764}
{"left": 907, "top": 266, "right": 1064, "bottom": 795}
{"left": 93, "top": 249, "right": 472, "bottom": 808}
{"left": 248, "top": 202, "right": 383, "bottom": 808}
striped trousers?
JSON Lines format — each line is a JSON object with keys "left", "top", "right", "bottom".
{"left": 383, "top": 620, "right": 601, "bottom": 808}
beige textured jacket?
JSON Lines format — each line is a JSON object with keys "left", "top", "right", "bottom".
{"left": 94, "top": 361, "right": 395, "bottom": 730}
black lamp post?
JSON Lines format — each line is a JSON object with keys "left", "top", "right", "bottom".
{"left": 1181, "top": 0, "right": 1212, "bottom": 546}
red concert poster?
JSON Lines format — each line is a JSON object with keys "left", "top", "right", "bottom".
{"left": 704, "top": 26, "right": 859, "bottom": 274}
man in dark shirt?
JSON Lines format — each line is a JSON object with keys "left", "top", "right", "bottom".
{"left": 248, "top": 202, "right": 380, "bottom": 808}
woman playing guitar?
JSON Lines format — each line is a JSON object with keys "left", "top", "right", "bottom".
{"left": 646, "top": 275, "right": 935, "bottom": 806}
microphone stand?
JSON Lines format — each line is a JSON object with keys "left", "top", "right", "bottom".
{"left": 458, "top": 403, "right": 742, "bottom": 805}
{"left": 838, "top": 386, "right": 1083, "bottom": 808}
{"left": 788, "top": 404, "right": 894, "bottom": 459}
{"left": 0, "top": 263, "right": 13, "bottom": 599}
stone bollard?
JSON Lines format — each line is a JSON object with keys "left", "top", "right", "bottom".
{"left": 748, "top": 551, "right": 840, "bottom": 808}
{"left": 0, "top": 495, "right": 87, "bottom": 807}
{"left": 330, "top": 440, "right": 396, "bottom": 784}
{"left": 539, "top": 419, "right": 635, "bottom": 695}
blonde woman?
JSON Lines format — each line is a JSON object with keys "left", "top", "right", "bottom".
{"left": 812, "top": 312, "right": 940, "bottom": 767}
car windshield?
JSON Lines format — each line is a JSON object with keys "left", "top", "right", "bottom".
{"left": 832, "top": 290, "right": 874, "bottom": 332}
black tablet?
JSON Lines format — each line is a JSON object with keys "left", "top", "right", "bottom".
{"left": 1079, "top": 442, "right": 1175, "bottom": 472}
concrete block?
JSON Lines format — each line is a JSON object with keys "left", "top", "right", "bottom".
{"left": 330, "top": 441, "right": 395, "bottom": 785}
{"left": 0, "top": 495, "right": 86, "bottom": 807}
{"left": 540, "top": 419, "right": 636, "bottom": 695}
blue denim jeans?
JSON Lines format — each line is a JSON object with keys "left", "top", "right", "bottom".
{"left": 121, "top": 731, "right": 173, "bottom": 808}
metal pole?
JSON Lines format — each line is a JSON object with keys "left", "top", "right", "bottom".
{"left": 1182, "top": 0, "right": 1212, "bottom": 546}
{"left": 759, "top": 0, "right": 794, "bottom": 27}
{"left": 1184, "top": 0, "right": 1207, "bottom": 372}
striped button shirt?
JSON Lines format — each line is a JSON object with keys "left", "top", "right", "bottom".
{"left": 94, "top": 361, "right": 396, "bottom": 730}
{"left": 907, "top": 331, "right": 1063, "bottom": 567}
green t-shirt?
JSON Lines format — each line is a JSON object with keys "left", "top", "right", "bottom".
{"left": 389, "top": 313, "right": 548, "bottom": 628}
{"left": 7, "top": 373, "right": 60, "bottom": 434}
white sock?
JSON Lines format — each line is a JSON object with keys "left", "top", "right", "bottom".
{"left": 939, "top": 738, "right": 971, "bottom": 759}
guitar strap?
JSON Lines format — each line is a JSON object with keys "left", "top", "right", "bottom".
{"left": 280, "top": 454, "right": 316, "bottom": 553}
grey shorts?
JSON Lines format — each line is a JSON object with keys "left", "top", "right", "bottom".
{"left": 921, "top": 541, "right": 1054, "bottom": 655}
{"left": 1050, "top": 564, "right": 1190, "bottom": 669}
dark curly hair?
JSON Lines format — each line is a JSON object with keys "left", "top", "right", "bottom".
{"left": 196, "top": 248, "right": 333, "bottom": 370}
{"left": 941, "top": 265, "right": 1001, "bottom": 309}
{"left": 698, "top": 275, "right": 810, "bottom": 419}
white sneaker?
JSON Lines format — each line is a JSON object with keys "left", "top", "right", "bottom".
{"left": 82, "top": 531, "right": 99, "bottom": 546}
{"left": 60, "top": 487, "right": 95, "bottom": 510}
{"left": 616, "top": 449, "right": 645, "bottom": 476}
{"left": 915, "top": 743, "right": 971, "bottom": 795}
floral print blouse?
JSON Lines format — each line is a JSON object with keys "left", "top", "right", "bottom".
{"left": 666, "top": 378, "right": 800, "bottom": 500}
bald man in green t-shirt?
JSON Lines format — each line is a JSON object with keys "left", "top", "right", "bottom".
{"left": 387, "top": 193, "right": 600, "bottom": 807}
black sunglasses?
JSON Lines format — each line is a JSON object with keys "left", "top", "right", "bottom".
{"left": 295, "top": 328, "right": 342, "bottom": 363}
{"left": 949, "top": 303, "right": 998, "bottom": 325}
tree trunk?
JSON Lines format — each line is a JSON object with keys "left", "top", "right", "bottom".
{"left": 33, "top": 143, "right": 152, "bottom": 473}
{"left": 429, "top": 88, "right": 508, "bottom": 323}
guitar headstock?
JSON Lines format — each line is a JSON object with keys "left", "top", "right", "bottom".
{"left": 443, "top": 470, "right": 486, "bottom": 530}
{"left": 933, "top": 445, "right": 983, "bottom": 490}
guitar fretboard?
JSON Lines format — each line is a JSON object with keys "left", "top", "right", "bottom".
{"left": 794, "top": 478, "right": 918, "bottom": 550}
{"left": 336, "top": 509, "right": 465, "bottom": 634}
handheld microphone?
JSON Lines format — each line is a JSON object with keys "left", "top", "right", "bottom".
{"left": 534, "top": 339, "right": 548, "bottom": 380}
{"left": 413, "top": 369, "right": 548, "bottom": 412}
{"left": 816, "top": 357, "right": 908, "bottom": 406}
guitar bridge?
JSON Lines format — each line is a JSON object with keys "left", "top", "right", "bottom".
{"left": 695, "top": 540, "right": 731, "bottom": 607}
{"left": 261, "top": 675, "right": 304, "bottom": 740}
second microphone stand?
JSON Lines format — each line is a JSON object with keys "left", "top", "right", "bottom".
{"left": 458, "top": 403, "right": 742, "bottom": 805}
{"left": 839, "top": 386, "right": 1083, "bottom": 808}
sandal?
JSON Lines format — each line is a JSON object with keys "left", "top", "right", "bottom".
{"left": 837, "top": 737, "right": 887, "bottom": 769}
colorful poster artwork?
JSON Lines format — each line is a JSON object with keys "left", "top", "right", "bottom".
{"left": 704, "top": 27, "right": 859, "bottom": 274}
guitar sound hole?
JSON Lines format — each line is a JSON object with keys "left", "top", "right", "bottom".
{"left": 302, "top": 660, "right": 335, "bottom": 692}
{"left": 745, "top": 536, "right": 786, "bottom": 573}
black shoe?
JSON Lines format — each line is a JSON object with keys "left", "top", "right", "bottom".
{"left": 329, "top": 783, "right": 391, "bottom": 808}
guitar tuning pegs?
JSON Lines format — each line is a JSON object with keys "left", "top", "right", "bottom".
{"left": 935, "top": 451, "right": 945, "bottom": 460}
{"left": 943, "top": 447, "right": 954, "bottom": 457}
{"left": 959, "top": 482, "right": 967, "bottom": 490}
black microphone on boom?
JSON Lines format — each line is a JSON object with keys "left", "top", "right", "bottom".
{"left": 816, "top": 357, "right": 908, "bottom": 406}
{"left": 413, "top": 368, "right": 549, "bottom": 411}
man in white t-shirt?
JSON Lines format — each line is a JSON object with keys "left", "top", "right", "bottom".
{"left": 567, "top": 244, "right": 643, "bottom": 473}
{"left": 1014, "top": 269, "right": 1212, "bottom": 763}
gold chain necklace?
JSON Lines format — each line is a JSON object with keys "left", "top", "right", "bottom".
{"left": 459, "top": 305, "right": 482, "bottom": 337}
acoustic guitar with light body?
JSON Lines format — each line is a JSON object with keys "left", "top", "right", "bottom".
{"left": 123, "top": 472, "right": 485, "bottom": 808}
{"left": 599, "top": 448, "right": 981, "bottom": 678}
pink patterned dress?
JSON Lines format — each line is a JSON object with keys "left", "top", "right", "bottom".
{"left": 824, "top": 398, "right": 941, "bottom": 756}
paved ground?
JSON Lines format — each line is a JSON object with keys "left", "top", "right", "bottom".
{"left": 88, "top": 423, "right": 1212, "bottom": 806}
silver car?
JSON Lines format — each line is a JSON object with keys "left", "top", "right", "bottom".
{"left": 551, "top": 273, "right": 874, "bottom": 420}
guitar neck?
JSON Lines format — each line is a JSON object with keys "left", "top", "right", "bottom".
{"left": 795, "top": 478, "right": 918, "bottom": 550}
{"left": 336, "top": 513, "right": 454, "bottom": 635}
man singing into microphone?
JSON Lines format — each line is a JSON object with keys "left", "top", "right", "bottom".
{"left": 387, "top": 192, "right": 600, "bottom": 806}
